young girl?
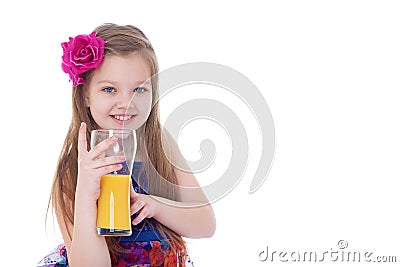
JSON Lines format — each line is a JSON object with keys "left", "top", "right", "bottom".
{"left": 38, "top": 23, "right": 216, "bottom": 267}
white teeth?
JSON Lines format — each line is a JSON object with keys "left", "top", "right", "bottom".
{"left": 113, "top": 115, "right": 132, "bottom": 121}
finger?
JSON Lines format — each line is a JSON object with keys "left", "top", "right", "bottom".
{"left": 92, "top": 155, "right": 126, "bottom": 169}
{"left": 77, "top": 122, "right": 88, "bottom": 155}
{"left": 96, "top": 163, "right": 123, "bottom": 177}
{"left": 130, "top": 199, "right": 144, "bottom": 216}
{"left": 130, "top": 183, "right": 138, "bottom": 199}
{"left": 89, "top": 136, "right": 118, "bottom": 160}
{"left": 132, "top": 208, "right": 147, "bottom": 225}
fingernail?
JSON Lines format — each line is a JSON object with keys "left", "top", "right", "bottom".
{"left": 110, "top": 136, "right": 117, "bottom": 141}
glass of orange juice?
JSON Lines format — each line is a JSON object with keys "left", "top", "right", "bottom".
{"left": 91, "top": 129, "right": 136, "bottom": 236}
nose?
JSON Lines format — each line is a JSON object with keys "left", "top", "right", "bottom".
{"left": 116, "top": 91, "right": 135, "bottom": 109}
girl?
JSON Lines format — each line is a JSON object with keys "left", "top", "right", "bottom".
{"left": 38, "top": 23, "right": 216, "bottom": 267}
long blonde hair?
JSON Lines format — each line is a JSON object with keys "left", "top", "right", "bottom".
{"left": 50, "top": 23, "right": 186, "bottom": 260}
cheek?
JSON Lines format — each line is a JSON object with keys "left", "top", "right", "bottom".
{"left": 136, "top": 94, "right": 153, "bottom": 114}
{"left": 89, "top": 98, "right": 109, "bottom": 117}
{"left": 145, "top": 99, "right": 153, "bottom": 114}
{"left": 135, "top": 98, "right": 153, "bottom": 123}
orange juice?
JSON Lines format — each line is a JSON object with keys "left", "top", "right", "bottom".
{"left": 97, "top": 174, "right": 131, "bottom": 236}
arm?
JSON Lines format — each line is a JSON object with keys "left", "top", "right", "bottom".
{"left": 56, "top": 123, "right": 124, "bottom": 267}
{"left": 56, "top": 194, "right": 110, "bottom": 267}
{"left": 69, "top": 192, "right": 111, "bottom": 266}
{"left": 130, "top": 129, "right": 216, "bottom": 238}
{"left": 130, "top": 166, "right": 216, "bottom": 238}
{"left": 152, "top": 194, "right": 216, "bottom": 238}
{"left": 154, "top": 162, "right": 216, "bottom": 238}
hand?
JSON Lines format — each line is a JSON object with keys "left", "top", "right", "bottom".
{"left": 76, "top": 122, "right": 125, "bottom": 202}
{"left": 130, "top": 185, "right": 159, "bottom": 225}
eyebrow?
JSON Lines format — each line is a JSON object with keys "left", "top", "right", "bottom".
{"left": 97, "top": 80, "right": 152, "bottom": 86}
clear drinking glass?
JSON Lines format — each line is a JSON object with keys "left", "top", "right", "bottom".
{"left": 90, "top": 129, "right": 137, "bottom": 236}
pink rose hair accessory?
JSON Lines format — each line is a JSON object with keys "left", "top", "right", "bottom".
{"left": 61, "top": 31, "right": 106, "bottom": 86}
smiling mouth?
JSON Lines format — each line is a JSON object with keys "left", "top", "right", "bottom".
{"left": 111, "top": 115, "right": 133, "bottom": 121}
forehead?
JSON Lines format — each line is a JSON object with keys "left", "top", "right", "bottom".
{"left": 90, "top": 53, "right": 152, "bottom": 85}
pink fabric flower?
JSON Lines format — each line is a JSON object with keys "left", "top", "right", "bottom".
{"left": 61, "top": 31, "right": 105, "bottom": 86}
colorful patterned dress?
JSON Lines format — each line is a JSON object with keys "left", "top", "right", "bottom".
{"left": 37, "top": 162, "right": 194, "bottom": 267}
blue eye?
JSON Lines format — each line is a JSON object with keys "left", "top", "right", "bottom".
{"left": 103, "top": 87, "right": 116, "bottom": 93}
{"left": 135, "top": 87, "right": 147, "bottom": 93}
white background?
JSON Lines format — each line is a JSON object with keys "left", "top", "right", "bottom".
{"left": 0, "top": 1, "right": 399, "bottom": 266}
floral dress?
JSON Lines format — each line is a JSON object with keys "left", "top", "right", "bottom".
{"left": 37, "top": 239, "right": 193, "bottom": 267}
{"left": 37, "top": 162, "right": 194, "bottom": 267}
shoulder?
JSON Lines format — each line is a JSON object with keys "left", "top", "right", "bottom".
{"left": 161, "top": 128, "right": 190, "bottom": 177}
{"left": 161, "top": 128, "right": 211, "bottom": 204}
{"left": 161, "top": 128, "right": 185, "bottom": 166}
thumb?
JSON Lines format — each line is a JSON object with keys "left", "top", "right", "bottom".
{"left": 77, "top": 122, "right": 88, "bottom": 155}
